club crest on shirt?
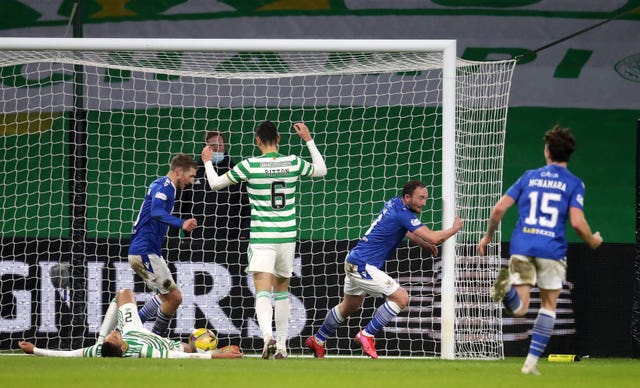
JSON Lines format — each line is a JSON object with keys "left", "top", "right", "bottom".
{"left": 615, "top": 52, "right": 640, "bottom": 82}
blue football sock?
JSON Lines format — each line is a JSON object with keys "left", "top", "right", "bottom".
{"left": 503, "top": 287, "right": 522, "bottom": 314}
{"left": 316, "top": 305, "right": 345, "bottom": 343}
{"left": 528, "top": 308, "right": 556, "bottom": 358}
{"left": 364, "top": 301, "right": 401, "bottom": 336}
{"left": 152, "top": 307, "right": 173, "bottom": 337}
{"left": 138, "top": 294, "right": 161, "bottom": 323}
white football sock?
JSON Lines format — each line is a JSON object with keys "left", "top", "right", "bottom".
{"left": 274, "top": 292, "right": 290, "bottom": 350}
{"left": 255, "top": 290, "right": 273, "bottom": 339}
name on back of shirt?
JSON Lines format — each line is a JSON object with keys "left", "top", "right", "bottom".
{"left": 260, "top": 160, "right": 291, "bottom": 177}
{"left": 528, "top": 178, "right": 566, "bottom": 191}
{"left": 265, "top": 168, "right": 290, "bottom": 176}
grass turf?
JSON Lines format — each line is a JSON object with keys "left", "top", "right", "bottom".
{"left": 1, "top": 355, "right": 639, "bottom": 387}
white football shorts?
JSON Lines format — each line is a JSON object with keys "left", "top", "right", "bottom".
{"left": 128, "top": 254, "right": 177, "bottom": 294}
{"left": 246, "top": 242, "right": 296, "bottom": 278}
{"left": 118, "top": 302, "right": 144, "bottom": 333}
{"left": 509, "top": 254, "right": 567, "bottom": 290}
{"left": 118, "top": 302, "right": 182, "bottom": 352}
{"left": 343, "top": 261, "right": 400, "bottom": 298}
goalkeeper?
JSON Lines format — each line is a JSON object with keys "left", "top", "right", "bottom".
{"left": 18, "top": 288, "right": 243, "bottom": 359}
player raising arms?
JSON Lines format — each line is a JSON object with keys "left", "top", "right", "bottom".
{"left": 306, "top": 180, "right": 463, "bottom": 359}
{"left": 478, "top": 125, "right": 602, "bottom": 375}
{"left": 19, "top": 289, "right": 243, "bottom": 359}
{"left": 128, "top": 154, "right": 198, "bottom": 338}
{"left": 201, "top": 120, "right": 327, "bottom": 359}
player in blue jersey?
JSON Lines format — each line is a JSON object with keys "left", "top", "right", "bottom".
{"left": 305, "top": 180, "right": 463, "bottom": 358}
{"left": 128, "top": 153, "right": 199, "bottom": 338}
{"left": 478, "top": 125, "right": 602, "bottom": 375}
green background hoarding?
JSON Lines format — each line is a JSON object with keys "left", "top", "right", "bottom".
{"left": 0, "top": 106, "right": 634, "bottom": 242}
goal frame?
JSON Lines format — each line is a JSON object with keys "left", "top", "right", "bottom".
{"left": 0, "top": 38, "right": 459, "bottom": 358}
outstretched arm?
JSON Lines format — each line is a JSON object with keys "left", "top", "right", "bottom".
{"left": 412, "top": 215, "right": 463, "bottom": 247}
{"left": 210, "top": 345, "right": 243, "bottom": 359}
{"left": 19, "top": 341, "right": 85, "bottom": 357}
{"left": 201, "top": 146, "right": 234, "bottom": 190}
{"left": 570, "top": 207, "right": 603, "bottom": 249}
{"left": 406, "top": 230, "right": 439, "bottom": 256}
{"left": 170, "top": 345, "right": 243, "bottom": 359}
{"left": 478, "top": 195, "right": 514, "bottom": 256}
{"left": 18, "top": 341, "right": 35, "bottom": 354}
{"left": 294, "top": 122, "right": 327, "bottom": 177}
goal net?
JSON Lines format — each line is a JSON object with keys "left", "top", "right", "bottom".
{"left": 0, "top": 38, "right": 515, "bottom": 359}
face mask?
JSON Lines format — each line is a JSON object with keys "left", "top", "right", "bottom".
{"left": 211, "top": 152, "right": 225, "bottom": 164}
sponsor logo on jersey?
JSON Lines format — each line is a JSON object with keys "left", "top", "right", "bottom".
{"left": 260, "top": 160, "right": 292, "bottom": 168}
{"left": 411, "top": 218, "right": 421, "bottom": 226}
{"left": 522, "top": 226, "right": 556, "bottom": 238}
{"left": 154, "top": 192, "right": 167, "bottom": 200}
{"left": 540, "top": 171, "right": 559, "bottom": 178}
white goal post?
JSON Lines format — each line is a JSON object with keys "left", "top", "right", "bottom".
{"left": 0, "top": 38, "right": 515, "bottom": 359}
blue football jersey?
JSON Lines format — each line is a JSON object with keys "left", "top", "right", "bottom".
{"left": 129, "top": 176, "right": 185, "bottom": 256}
{"left": 347, "top": 196, "right": 424, "bottom": 269}
{"left": 506, "top": 164, "right": 585, "bottom": 259}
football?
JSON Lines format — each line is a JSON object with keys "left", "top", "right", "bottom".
{"left": 189, "top": 328, "right": 218, "bottom": 352}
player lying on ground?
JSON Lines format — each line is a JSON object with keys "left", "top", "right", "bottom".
{"left": 18, "top": 288, "right": 243, "bottom": 359}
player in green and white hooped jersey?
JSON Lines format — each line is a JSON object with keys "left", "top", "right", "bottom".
{"left": 201, "top": 121, "right": 327, "bottom": 359}
{"left": 18, "top": 289, "right": 243, "bottom": 359}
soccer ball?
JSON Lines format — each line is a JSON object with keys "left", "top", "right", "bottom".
{"left": 189, "top": 328, "right": 218, "bottom": 352}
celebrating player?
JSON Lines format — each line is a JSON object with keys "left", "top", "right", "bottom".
{"left": 18, "top": 289, "right": 243, "bottom": 359}
{"left": 128, "top": 153, "right": 198, "bottom": 337}
{"left": 305, "top": 180, "right": 463, "bottom": 358}
{"left": 201, "top": 120, "right": 327, "bottom": 359}
{"left": 478, "top": 125, "right": 602, "bottom": 375}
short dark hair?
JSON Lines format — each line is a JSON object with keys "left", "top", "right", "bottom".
{"left": 204, "top": 130, "right": 225, "bottom": 144}
{"left": 402, "top": 180, "right": 426, "bottom": 197}
{"left": 255, "top": 120, "right": 279, "bottom": 146}
{"left": 170, "top": 153, "right": 198, "bottom": 171}
{"left": 544, "top": 125, "right": 576, "bottom": 163}
{"left": 100, "top": 341, "right": 124, "bottom": 358}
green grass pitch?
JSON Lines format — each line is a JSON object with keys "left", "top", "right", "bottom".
{"left": 1, "top": 355, "right": 638, "bottom": 387}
